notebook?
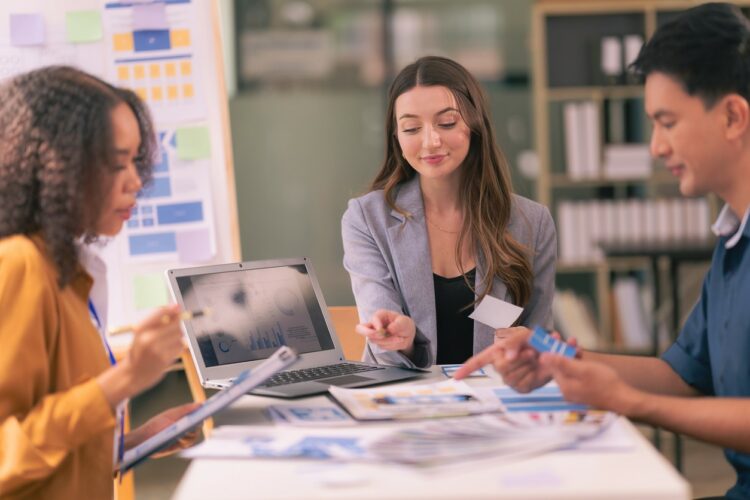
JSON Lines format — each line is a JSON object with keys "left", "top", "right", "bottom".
{"left": 166, "top": 258, "right": 425, "bottom": 397}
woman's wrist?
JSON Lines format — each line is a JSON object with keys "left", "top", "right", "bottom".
{"left": 96, "top": 359, "right": 139, "bottom": 411}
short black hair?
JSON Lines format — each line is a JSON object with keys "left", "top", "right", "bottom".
{"left": 631, "top": 2, "right": 750, "bottom": 106}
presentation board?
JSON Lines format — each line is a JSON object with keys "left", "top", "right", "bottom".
{"left": 0, "top": 0, "right": 240, "bottom": 338}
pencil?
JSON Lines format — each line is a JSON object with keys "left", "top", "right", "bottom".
{"left": 108, "top": 308, "right": 212, "bottom": 336}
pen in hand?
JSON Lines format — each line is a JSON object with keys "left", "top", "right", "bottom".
{"left": 108, "top": 307, "right": 212, "bottom": 336}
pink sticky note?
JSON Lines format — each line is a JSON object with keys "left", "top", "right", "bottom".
{"left": 176, "top": 228, "right": 213, "bottom": 263}
{"left": 10, "top": 13, "right": 46, "bottom": 47}
{"left": 132, "top": 3, "right": 168, "bottom": 31}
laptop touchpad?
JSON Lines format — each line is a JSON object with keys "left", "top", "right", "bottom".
{"left": 319, "top": 375, "right": 373, "bottom": 386}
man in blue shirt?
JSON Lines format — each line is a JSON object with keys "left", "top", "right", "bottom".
{"left": 457, "top": 3, "right": 750, "bottom": 498}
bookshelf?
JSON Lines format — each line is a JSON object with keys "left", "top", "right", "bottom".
{"left": 531, "top": 0, "right": 750, "bottom": 347}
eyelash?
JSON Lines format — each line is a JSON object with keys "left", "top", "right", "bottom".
{"left": 401, "top": 122, "right": 457, "bottom": 134}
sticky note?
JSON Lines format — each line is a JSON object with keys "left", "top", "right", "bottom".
{"left": 135, "top": 88, "right": 148, "bottom": 101}
{"left": 182, "top": 83, "right": 194, "bottom": 98}
{"left": 113, "top": 33, "right": 134, "bottom": 51}
{"left": 10, "top": 13, "right": 46, "bottom": 46}
{"left": 151, "top": 86, "right": 163, "bottom": 101}
{"left": 149, "top": 63, "right": 161, "bottom": 78}
{"left": 177, "top": 228, "right": 213, "bottom": 263}
{"left": 167, "top": 85, "right": 178, "bottom": 100}
{"left": 175, "top": 126, "right": 210, "bottom": 160}
{"left": 165, "top": 62, "right": 177, "bottom": 77}
{"left": 117, "top": 66, "right": 130, "bottom": 81}
{"left": 170, "top": 29, "right": 191, "bottom": 48}
{"left": 133, "top": 273, "right": 168, "bottom": 310}
{"left": 179, "top": 60, "right": 191, "bottom": 76}
{"left": 132, "top": 3, "right": 168, "bottom": 31}
{"left": 134, "top": 64, "right": 145, "bottom": 79}
{"left": 66, "top": 10, "right": 102, "bottom": 43}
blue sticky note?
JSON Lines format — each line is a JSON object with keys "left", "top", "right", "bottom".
{"left": 529, "top": 326, "right": 576, "bottom": 358}
{"left": 10, "top": 13, "right": 46, "bottom": 46}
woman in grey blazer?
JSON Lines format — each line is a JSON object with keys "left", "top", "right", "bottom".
{"left": 341, "top": 56, "right": 556, "bottom": 369}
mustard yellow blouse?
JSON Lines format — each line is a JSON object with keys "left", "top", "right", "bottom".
{"left": 0, "top": 235, "right": 116, "bottom": 499}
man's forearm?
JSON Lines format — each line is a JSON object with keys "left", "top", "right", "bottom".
{"left": 623, "top": 392, "right": 750, "bottom": 453}
{"left": 582, "top": 351, "right": 699, "bottom": 397}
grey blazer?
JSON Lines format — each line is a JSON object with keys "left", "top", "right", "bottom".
{"left": 341, "top": 175, "right": 557, "bottom": 368}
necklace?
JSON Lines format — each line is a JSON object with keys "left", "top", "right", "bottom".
{"left": 425, "top": 214, "right": 461, "bottom": 234}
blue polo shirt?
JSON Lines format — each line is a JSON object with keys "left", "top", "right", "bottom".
{"left": 662, "top": 205, "right": 750, "bottom": 499}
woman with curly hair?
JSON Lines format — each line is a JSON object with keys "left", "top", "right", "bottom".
{"left": 0, "top": 66, "right": 195, "bottom": 499}
{"left": 342, "top": 56, "right": 556, "bottom": 368}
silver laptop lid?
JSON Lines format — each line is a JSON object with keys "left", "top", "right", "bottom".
{"left": 166, "top": 258, "right": 345, "bottom": 383}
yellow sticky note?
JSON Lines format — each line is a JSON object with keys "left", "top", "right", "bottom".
{"left": 135, "top": 87, "right": 147, "bottom": 101}
{"left": 171, "top": 29, "right": 191, "bottom": 48}
{"left": 180, "top": 60, "right": 192, "bottom": 76}
{"left": 176, "top": 126, "right": 211, "bottom": 160}
{"left": 167, "top": 85, "right": 178, "bottom": 100}
{"left": 66, "top": 10, "right": 102, "bottom": 43}
{"left": 134, "top": 64, "right": 145, "bottom": 80}
{"left": 151, "top": 87, "right": 163, "bottom": 101}
{"left": 182, "top": 83, "right": 194, "bottom": 98}
{"left": 149, "top": 63, "right": 161, "bottom": 78}
{"left": 165, "top": 62, "right": 177, "bottom": 77}
{"left": 133, "top": 273, "right": 168, "bottom": 310}
{"left": 117, "top": 66, "right": 130, "bottom": 81}
{"left": 113, "top": 33, "right": 133, "bottom": 51}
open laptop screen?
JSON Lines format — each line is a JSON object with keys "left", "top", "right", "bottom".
{"left": 175, "top": 264, "right": 335, "bottom": 367}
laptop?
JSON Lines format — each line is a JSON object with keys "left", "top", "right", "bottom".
{"left": 166, "top": 258, "right": 426, "bottom": 397}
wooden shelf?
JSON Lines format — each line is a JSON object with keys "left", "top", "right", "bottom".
{"left": 546, "top": 85, "right": 644, "bottom": 102}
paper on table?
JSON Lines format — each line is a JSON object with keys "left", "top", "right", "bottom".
{"left": 10, "top": 14, "right": 46, "bottom": 46}
{"left": 329, "top": 380, "right": 501, "bottom": 421}
{"left": 469, "top": 295, "right": 523, "bottom": 330}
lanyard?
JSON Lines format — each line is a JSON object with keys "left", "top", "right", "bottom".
{"left": 88, "top": 299, "right": 125, "bottom": 468}
{"left": 88, "top": 299, "right": 116, "bottom": 366}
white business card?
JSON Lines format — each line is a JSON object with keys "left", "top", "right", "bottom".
{"left": 469, "top": 295, "right": 523, "bottom": 330}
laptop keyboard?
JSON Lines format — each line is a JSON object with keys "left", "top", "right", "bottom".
{"left": 260, "top": 363, "right": 385, "bottom": 387}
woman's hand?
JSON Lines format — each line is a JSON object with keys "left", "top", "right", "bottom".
{"left": 124, "top": 402, "right": 202, "bottom": 458}
{"left": 355, "top": 309, "right": 416, "bottom": 356}
{"left": 98, "top": 304, "right": 186, "bottom": 409}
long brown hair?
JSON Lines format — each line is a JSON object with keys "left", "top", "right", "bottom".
{"left": 0, "top": 66, "right": 157, "bottom": 287}
{"left": 370, "top": 56, "right": 533, "bottom": 306}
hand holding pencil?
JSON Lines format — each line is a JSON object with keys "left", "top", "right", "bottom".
{"left": 116, "top": 304, "right": 190, "bottom": 395}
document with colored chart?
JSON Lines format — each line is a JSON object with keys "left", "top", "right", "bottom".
{"left": 328, "top": 380, "right": 502, "bottom": 420}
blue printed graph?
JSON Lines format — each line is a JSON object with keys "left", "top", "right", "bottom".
{"left": 249, "top": 323, "right": 286, "bottom": 351}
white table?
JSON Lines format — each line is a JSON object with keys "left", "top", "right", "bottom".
{"left": 173, "top": 368, "right": 690, "bottom": 500}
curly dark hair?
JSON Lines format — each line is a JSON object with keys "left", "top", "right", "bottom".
{"left": 0, "top": 66, "right": 157, "bottom": 287}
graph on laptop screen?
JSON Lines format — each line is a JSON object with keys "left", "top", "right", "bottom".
{"left": 175, "top": 264, "right": 334, "bottom": 366}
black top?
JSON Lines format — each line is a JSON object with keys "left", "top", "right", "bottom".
{"left": 433, "top": 268, "right": 476, "bottom": 365}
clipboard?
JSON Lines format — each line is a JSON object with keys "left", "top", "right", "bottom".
{"left": 119, "top": 346, "right": 299, "bottom": 472}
